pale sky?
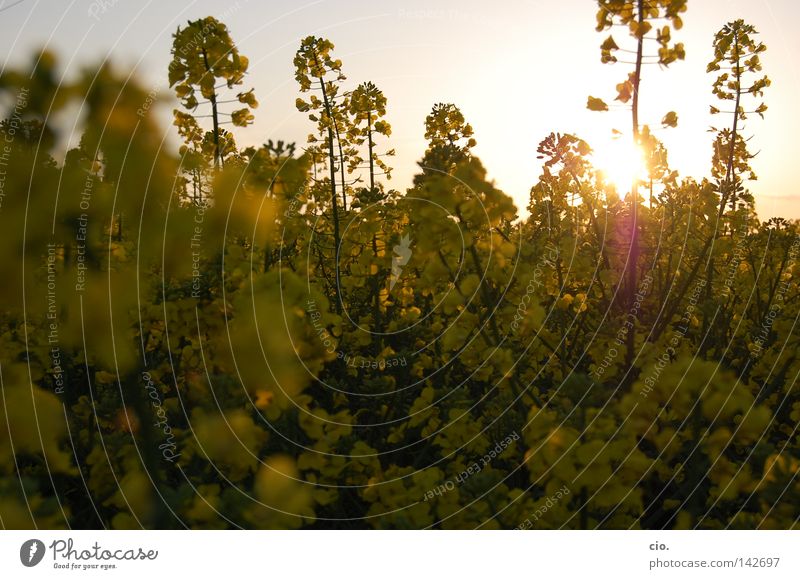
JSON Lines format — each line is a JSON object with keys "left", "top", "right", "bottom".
{"left": 1, "top": 0, "right": 798, "bottom": 219}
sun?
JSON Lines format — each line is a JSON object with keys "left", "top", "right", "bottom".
{"left": 592, "top": 137, "right": 648, "bottom": 194}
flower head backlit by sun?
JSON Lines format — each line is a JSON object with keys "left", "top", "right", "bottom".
{"left": 593, "top": 136, "right": 649, "bottom": 194}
